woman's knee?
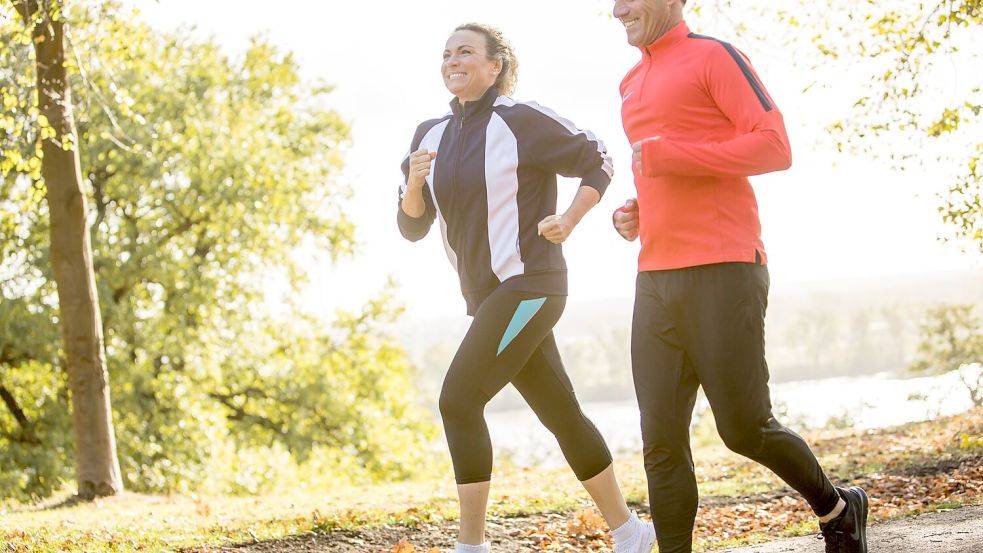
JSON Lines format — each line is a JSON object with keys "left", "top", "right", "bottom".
{"left": 438, "top": 380, "right": 484, "bottom": 422}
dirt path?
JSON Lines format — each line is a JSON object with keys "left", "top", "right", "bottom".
{"left": 208, "top": 504, "right": 983, "bottom": 553}
{"left": 211, "top": 510, "right": 598, "bottom": 552}
{"left": 195, "top": 452, "right": 982, "bottom": 553}
{"left": 718, "top": 505, "right": 983, "bottom": 553}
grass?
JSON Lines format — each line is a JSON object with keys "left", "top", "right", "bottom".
{"left": 1, "top": 409, "right": 981, "bottom": 552}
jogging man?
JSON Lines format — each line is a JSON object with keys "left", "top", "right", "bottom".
{"left": 610, "top": 1, "right": 870, "bottom": 552}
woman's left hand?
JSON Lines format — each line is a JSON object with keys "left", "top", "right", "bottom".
{"left": 537, "top": 214, "right": 575, "bottom": 244}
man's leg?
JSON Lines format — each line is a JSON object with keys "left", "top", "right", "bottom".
{"left": 632, "top": 271, "right": 702, "bottom": 553}
{"left": 668, "top": 263, "right": 841, "bottom": 517}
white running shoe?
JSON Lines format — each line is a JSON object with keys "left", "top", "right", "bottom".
{"left": 613, "top": 519, "right": 656, "bottom": 553}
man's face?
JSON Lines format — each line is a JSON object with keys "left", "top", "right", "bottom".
{"left": 613, "top": 0, "right": 672, "bottom": 47}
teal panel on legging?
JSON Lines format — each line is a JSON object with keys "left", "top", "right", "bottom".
{"left": 497, "top": 297, "right": 547, "bottom": 355}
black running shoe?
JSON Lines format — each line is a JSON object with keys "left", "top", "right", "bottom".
{"left": 820, "top": 486, "right": 869, "bottom": 553}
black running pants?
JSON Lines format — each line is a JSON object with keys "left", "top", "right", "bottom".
{"left": 631, "top": 263, "right": 840, "bottom": 553}
{"left": 439, "top": 287, "right": 612, "bottom": 485}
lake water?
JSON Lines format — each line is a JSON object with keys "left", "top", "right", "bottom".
{"left": 482, "top": 366, "right": 980, "bottom": 469}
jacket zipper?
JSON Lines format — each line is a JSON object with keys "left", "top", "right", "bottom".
{"left": 451, "top": 103, "right": 468, "bottom": 217}
{"left": 455, "top": 104, "right": 466, "bottom": 183}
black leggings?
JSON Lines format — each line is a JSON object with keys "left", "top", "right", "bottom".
{"left": 631, "top": 263, "right": 840, "bottom": 553}
{"left": 439, "top": 287, "right": 612, "bottom": 485}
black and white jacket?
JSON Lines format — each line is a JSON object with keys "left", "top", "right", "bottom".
{"left": 397, "top": 86, "right": 613, "bottom": 315}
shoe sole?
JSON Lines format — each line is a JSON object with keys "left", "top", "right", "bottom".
{"left": 847, "top": 486, "right": 869, "bottom": 553}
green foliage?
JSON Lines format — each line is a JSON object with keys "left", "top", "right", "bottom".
{"left": 824, "top": 0, "right": 982, "bottom": 253}
{"left": 909, "top": 303, "right": 983, "bottom": 406}
{"left": 0, "top": 299, "right": 73, "bottom": 504}
{"left": 1, "top": 0, "right": 434, "bottom": 503}
{"left": 694, "top": 0, "right": 983, "bottom": 253}
{"left": 910, "top": 304, "right": 983, "bottom": 373}
{"left": 0, "top": 1, "right": 59, "bottom": 179}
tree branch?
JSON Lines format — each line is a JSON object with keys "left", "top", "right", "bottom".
{"left": 11, "top": 0, "right": 41, "bottom": 26}
{"left": 208, "top": 390, "right": 287, "bottom": 436}
{"left": 0, "top": 383, "right": 40, "bottom": 444}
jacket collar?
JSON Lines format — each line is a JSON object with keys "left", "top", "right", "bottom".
{"left": 641, "top": 21, "right": 689, "bottom": 57}
{"left": 450, "top": 86, "right": 499, "bottom": 120}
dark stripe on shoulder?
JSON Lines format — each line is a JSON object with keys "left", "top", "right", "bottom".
{"left": 416, "top": 114, "right": 453, "bottom": 135}
{"left": 411, "top": 114, "right": 453, "bottom": 149}
{"left": 688, "top": 33, "right": 773, "bottom": 112}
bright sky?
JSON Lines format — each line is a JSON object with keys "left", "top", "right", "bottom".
{"left": 134, "top": 0, "right": 979, "bottom": 320}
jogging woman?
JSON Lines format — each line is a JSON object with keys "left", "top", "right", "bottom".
{"left": 397, "top": 23, "right": 656, "bottom": 553}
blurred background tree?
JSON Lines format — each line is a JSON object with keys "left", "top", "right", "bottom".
{"left": 695, "top": 0, "right": 982, "bottom": 252}
{"left": 1, "top": 0, "right": 435, "bottom": 504}
{"left": 6, "top": 0, "right": 122, "bottom": 500}
{"left": 909, "top": 304, "right": 983, "bottom": 407}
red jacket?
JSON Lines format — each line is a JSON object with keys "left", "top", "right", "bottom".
{"left": 620, "top": 21, "right": 791, "bottom": 271}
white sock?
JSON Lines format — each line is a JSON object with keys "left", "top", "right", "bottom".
{"left": 819, "top": 498, "right": 846, "bottom": 523}
{"left": 455, "top": 542, "right": 490, "bottom": 553}
{"left": 611, "top": 511, "right": 640, "bottom": 544}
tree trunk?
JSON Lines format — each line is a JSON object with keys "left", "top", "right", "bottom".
{"left": 14, "top": 0, "right": 123, "bottom": 499}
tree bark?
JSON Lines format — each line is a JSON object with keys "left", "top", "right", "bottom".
{"left": 13, "top": 0, "right": 123, "bottom": 499}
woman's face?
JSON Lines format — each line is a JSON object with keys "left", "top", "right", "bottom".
{"left": 442, "top": 30, "right": 501, "bottom": 102}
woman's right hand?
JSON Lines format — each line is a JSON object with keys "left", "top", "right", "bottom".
{"left": 407, "top": 148, "right": 437, "bottom": 189}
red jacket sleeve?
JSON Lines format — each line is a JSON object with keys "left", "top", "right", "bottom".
{"left": 641, "top": 43, "right": 792, "bottom": 178}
